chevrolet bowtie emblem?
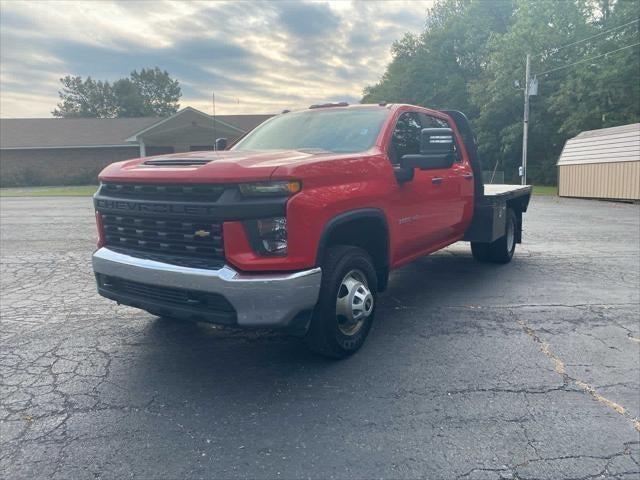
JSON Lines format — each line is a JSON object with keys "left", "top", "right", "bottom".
{"left": 194, "top": 230, "right": 211, "bottom": 238}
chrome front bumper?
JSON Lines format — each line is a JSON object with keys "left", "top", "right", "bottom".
{"left": 92, "top": 247, "right": 322, "bottom": 328}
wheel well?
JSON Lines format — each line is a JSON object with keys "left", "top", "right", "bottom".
{"left": 318, "top": 214, "right": 390, "bottom": 292}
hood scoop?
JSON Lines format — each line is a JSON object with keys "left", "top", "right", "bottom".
{"left": 143, "top": 158, "right": 213, "bottom": 167}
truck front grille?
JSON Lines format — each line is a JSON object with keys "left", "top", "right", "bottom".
{"left": 101, "top": 213, "right": 224, "bottom": 266}
{"left": 100, "top": 182, "right": 226, "bottom": 202}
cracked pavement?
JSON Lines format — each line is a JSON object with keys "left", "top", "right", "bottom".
{"left": 1, "top": 195, "right": 639, "bottom": 479}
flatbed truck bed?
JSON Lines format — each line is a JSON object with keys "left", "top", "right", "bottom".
{"left": 464, "top": 184, "right": 532, "bottom": 244}
{"left": 483, "top": 184, "right": 533, "bottom": 199}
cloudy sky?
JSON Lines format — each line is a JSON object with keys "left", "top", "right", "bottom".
{"left": 0, "top": 0, "right": 434, "bottom": 118}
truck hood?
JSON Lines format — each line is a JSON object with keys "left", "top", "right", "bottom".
{"left": 99, "top": 149, "right": 337, "bottom": 183}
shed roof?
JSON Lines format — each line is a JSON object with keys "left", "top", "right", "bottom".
{"left": 557, "top": 123, "right": 640, "bottom": 166}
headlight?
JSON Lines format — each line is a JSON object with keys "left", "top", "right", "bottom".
{"left": 245, "top": 217, "right": 288, "bottom": 256}
{"left": 239, "top": 180, "right": 301, "bottom": 197}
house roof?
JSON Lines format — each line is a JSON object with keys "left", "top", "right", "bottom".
{"left": 557, "top": 123, "right": 640, "bottom": 166}
{"left": 0, "top": 109, "right": 274, "bottom": 149}
{"left": 216, "top": 114, "right": 273, "bottom": 133}
{"left": 124, "top": 107, "right": 251, "bottom": 142}
{"left": 0, "top": 117, "right": 159, "bottom": 149}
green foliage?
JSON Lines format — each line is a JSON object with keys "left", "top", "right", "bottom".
{"left": 52, "top": 76, "right": 117, "bottom": 118}
{"left": 53, "top": 67, "right": 181, "bottom": 118}
{"left": 363, "top": 0, "right": 640, "bottom": 185}
{"left": 129, "top": 68, "right": 182, "bottom": 117}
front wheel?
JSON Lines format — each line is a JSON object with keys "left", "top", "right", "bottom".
{"left": 305, "top": 246, "right": 377, "bottom": 359}
{"left": 471, "top": 208, "right": 517, "bottom": 264}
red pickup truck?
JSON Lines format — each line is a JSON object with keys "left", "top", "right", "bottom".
{"left": 93, "top": 103, "right": 531, "bottom": 358}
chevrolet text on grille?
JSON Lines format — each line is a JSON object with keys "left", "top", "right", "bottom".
{"left": 96, "top": 199, "right": 217, "bottom": 216}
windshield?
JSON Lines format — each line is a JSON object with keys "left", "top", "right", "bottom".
{"left": 232, "top": 108, "right": 389, "bottom": 153}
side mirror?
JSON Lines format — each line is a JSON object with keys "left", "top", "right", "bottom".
{"left": 215, "top": 138, "right": 228, "bottom": 151}
{"left": 400, "top": 128, "right": 455, "bottom": 171}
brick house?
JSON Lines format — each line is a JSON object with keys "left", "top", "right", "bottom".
{"left": 0, "top": 107, "right": 272, "bottom": 187}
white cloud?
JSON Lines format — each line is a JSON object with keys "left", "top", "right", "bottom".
{"left": 0, "top": 0, "right": 433, "bottom": 118}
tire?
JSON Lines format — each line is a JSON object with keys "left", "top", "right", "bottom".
{"left": 471, "top": 208, "right": 517, "bottom": 264}
{"left": 305, "top": 245, "right": 377, "bottom": 359}
{"left": 471, "top": 242, "right": 491, "bottom": 262}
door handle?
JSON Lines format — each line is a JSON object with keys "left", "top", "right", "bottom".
{"left": 463, "top": 173, "right": 474, "bottom": 180}
{"left": 432, "top": 177, "right": 443, "bottom": 185}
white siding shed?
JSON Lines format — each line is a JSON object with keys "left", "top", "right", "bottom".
{"left": 557, "top": 123, "right": 640, "bottom": 201}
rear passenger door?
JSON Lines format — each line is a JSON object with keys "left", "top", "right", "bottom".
{"left": 418, "top": 113, "right": 474, "bottom": 240}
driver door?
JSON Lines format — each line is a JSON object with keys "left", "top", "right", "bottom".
{"left": 387, "top": 111, "right": 450, "bottom": 261}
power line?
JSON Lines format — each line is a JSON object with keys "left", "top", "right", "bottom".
{"left": 535, "top": 41, "right": 640, "bottom": 76}
{"left": 534, "top": 17, "right": 639, "bottom": 59}
{"left": 519, "top": 17, "right": 639, "bottom": 187}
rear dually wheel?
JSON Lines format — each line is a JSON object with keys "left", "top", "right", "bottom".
{"left": 471, "top": 208, "right": 517, "bottom": 264}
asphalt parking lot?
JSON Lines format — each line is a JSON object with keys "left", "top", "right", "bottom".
{"left": 1, "top": 195, "right": 639, "bottom": 479}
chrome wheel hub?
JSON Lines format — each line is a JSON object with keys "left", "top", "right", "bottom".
{"left": 336, "top": 269, "right": 373, "bottom": 336}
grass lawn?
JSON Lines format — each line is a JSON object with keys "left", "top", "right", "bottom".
{"left": 532, "top": 185, "right": 558, "bottom": 196}
{"left": 0, "top": 185, "right": 98, "bottom": 197}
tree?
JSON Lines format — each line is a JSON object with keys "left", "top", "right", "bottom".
{"left": 130, "top": 67, "right": 181, "bottom": 117}
{"left": 546, "top": 0, "right": 640, "bottom": 136}
{"left": 470, "top": 0, "right": 596, "bottom": 185}
{"left": 53, "top": 67, "right": 181, "bottom": 118}
{"left": 363, "top": 0, "right": 517, "bottom": 116}
{"left": 52, "top": 76, "right": 117, "bottom": 118}
{"left": 111, "top": 78, "right": 146, "bottom": 118}
{"left": 362, "top": 0, "right": 640, "bottom": 185}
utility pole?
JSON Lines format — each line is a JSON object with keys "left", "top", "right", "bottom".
{"left": 521, "top": 54, "right": 531, "bottom": 186}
